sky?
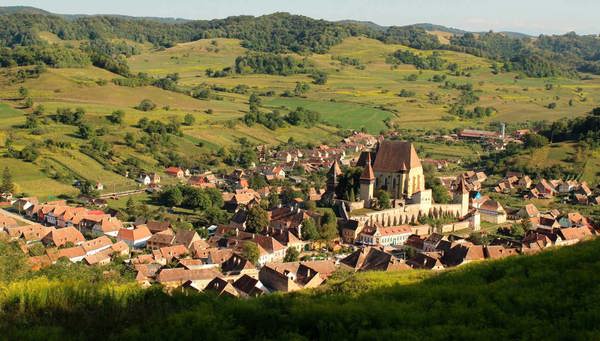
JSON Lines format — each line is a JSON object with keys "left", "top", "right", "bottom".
{"left": 4, "top": 0, "right": 600, "bottom": 35}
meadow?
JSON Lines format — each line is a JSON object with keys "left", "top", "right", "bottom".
{"left": 1, "top": 34, "right": 599, "bottom": 196}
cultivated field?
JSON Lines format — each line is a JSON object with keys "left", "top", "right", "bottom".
{"left": 1, "top": 35, "right": 599, "bottom": 196}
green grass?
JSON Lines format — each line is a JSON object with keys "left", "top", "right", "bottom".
{"left": 2, "top": 36, "right": 600, "bottom": 197}
{"left": 266, "top": 97, "right": 393, "bottom": 133}
{"left": 2, "top": 237, "right": 600, "bottom": 339}
{"left": 510, "top": 142, "right": 600, "bottom": 183}
{"left": 0, "top": 158, "right": 76, "bottom": 199}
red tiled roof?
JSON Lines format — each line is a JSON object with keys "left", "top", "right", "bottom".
{"left": 373, "top": 140, "right": 421, "bottom": 172}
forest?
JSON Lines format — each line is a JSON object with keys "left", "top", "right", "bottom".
{"left": 2, "top": 9, "right": 600, "bottom": 77}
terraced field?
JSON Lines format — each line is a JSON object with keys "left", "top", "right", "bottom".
{"left": 1, "top": 35, "right": 600, "bottom": 196}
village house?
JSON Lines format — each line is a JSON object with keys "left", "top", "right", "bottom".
{"left": 356, "top": 223, "right": 413, "bottom": 246}
{"left": 406, "top": 252, "right": 445, "bottom": 270}
{"left": 159, "top": 244, "right": 189, "bottom": 262}
{"left": 117, "top": 225, "right": 152, "bottom": 248}
{"left": 441, "top": 242, "right": 485, "bottom": 267}
{"left": 47, "top": 246, "right": 87, "bottom": 263}
{"left": 165, "top": 167, "right": 185, "bottom": 179}
{"left": 232, "top": 274, "right": 267, "bottom": 297}
{"left": 80, "top": 236, "right": 113, "bottom": 255}
{"left": 173, "top": 230, "right": 201, "bottom": 249}
{"left": 477, "top": 198, "right": 507, "bottom": 224}
{"left": 5, "top": 223, "right": 53, "bottom": 244}
{"left": 484, "top": 245, "right": 519, "bottom": 260}
{"left": 258, "top": 260, "right": 336, "bottom": 292}
{"left": 157, "top": 268, "right": 221, "bottom": 289}
{"left": 221, "top": 254, "right": 258, "bottom": 279}
{"left": 340, "top": 247, "right": 410, "bottom": 272}
{"left": 41, "top": 227, "right": 85, "bottom": 247}
{"left": 203, "top": 277, "right": 240, "bottom": 298}
{"left": 146, "top": 230, "right": 176, "bottom": 250}
{"left": 84, "top": 250, "right": 112, "bottom": 266}
{"left": 0, "top": 214, "right": 17, "bottom": 229}
{"left": 188, "top": 175, "right": 216, "bottom": 189}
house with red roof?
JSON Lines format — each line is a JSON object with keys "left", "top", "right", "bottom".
{"left": 356, "top": 223, "right": 413, "bottom": 246}
{"left": 165, "top": 167, "right": 185, "bottom": 178}
{"left": 117, "top": 225, "right": 152, "bottom": 248}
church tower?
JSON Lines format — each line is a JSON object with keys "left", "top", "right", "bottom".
{"left": 453, "top": 176, "right": 470, "bottom": 217}
{"left": 326, "top": 159, "right": 343, "bottom": 197}
{"left": 360, "top": 153, "right": 375, "bottom": 208}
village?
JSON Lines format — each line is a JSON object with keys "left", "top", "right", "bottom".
{"left": 1, "top": 127, "right": 598, "bottom": 298}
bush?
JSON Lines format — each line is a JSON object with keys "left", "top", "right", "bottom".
{"left": 136, "top": 99, "right": 156, "bottom": 111}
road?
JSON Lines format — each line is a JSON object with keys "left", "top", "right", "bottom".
{"left": 0, "top": 208, "right": 36, "bottom": 225}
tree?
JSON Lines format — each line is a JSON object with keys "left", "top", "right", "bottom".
{"left": 125, "top": 197, "right": 137, "bottom": 218}
{"left": 249, "top": 93, "right": 261, "bottom": 112}
{"left": 79, "top": 180, "right": 99, "bottom": 198}
{"left": 136, "top": 99, "right": 156, "bottom": 111}
{"left": 375, "top": 190, "right": 391, "bottom": 209}
{"left": 108, "top": 110, "right": 125, "bottom": 124}
{"left": 18, "top": 86, "right": 28, "bottom": 99}
{"left": 23, "top": 97, "right": 33, "bottom": 108}
{"left": 242, "top": 241, "right": 259, "bottom": 265}
{"left": 301, "top": 217, "right": 319, "bottom": 240}
{"left": 184, "top": 188, "right": 211, "bottom": 211}
{"left": 78, "top": 124, "right": 93, "bottom": 139}
{"left": 523, "top": 133, "right": 549, "bottom": 149}
{"left": 246, "top": 205, "right": 269, "bottom": 233}
{"left": 1, "top": 167, "right": 15, "bottom": 194}
{"left": 124, "top": 132, "right": 136, "bottom": 147}
{"left": 310, "top": 70, "right": 328, "bottom": 85}
{"left": 510, "top": 223, "right": 525, "bottom": 238}
{"left": 268, "top": 191, "right": 281, "bottom": 209}
{"left": 19, "top": 145, "right": 39, "bottom": 162}
{"left": 284, "top": 247, "right": 299, "bottom": 262}
{"left": 162, "top": 186, "right": 183, "bottom": 207}
{"left": 318, "top": 209, "right": 339, "bottom": 241}
{"left": 183, "top": 113, "right": 195, "bottom": 126}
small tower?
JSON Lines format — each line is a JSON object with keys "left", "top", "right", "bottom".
{"left": 326, "top": 159, "right": 343, "bottom": 196}
{"left": 453, "top": 176, "right": 470, "bottom": 217}
{"left": 360, "top": 153, "right": 376, "bottom": 208}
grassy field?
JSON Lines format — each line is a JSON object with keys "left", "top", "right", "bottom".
{"left": 508, "top": 142, "right": 600, "bottom": 183}
{"left": 1, "top": 35, "right": 600, "bottom": 197}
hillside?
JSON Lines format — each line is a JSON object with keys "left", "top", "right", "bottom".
{"left": 1, "top": 8, "right": 600, "bottom": 198}
{"left": 2, "top": 238, "right": 600, "bottom": 339}
{"left": 2, "top": 33, "right": 600, "bottom": 198}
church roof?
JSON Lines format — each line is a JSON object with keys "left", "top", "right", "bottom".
{"left": 372, "top": 140, "right": 421, "bottom": 173}
{"left": 456, "top": 177, "right": 470, "bottom": 195}
{"left": 360, "top": 153, "right": 375, "bottom": 181}
{"left": 328, "top": 159, "right": 342, "bottom": 176}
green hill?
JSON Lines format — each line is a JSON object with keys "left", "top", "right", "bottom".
{"left": 2, "top": 239, "right": 600, "bottom": 339}
{"left": 2, "top": 9, "right": 600, "bottom": 198}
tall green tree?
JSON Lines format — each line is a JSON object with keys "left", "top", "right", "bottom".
{"left": 301, "top": 217, "right": 319, "bottom": 241}
{"left": 1, "top": 167, "right": 15, "bottom": 194}
{"left": 284, "top": 247, "right": 299, "bottom": 262}
{"left": 246, "top": 205, "right": 269, "bottom": 233}
{"left": 242, "top": 241, "right": 259, "bottom": 265}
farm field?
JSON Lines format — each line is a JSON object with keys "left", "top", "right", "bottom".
{"left": 1, "top": 35, "right": 600, "bottom": 197}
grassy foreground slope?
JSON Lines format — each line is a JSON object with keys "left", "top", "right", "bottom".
{"left": 3, "top": 239, "right": 600, "bottom": 340}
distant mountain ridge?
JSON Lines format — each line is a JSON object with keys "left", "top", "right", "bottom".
{"left": 0, "top": 6, "right": 534, "bottom": 36}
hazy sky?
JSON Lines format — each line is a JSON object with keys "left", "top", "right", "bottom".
{"left": 4, "top": 0, "right": 600, "bottom": 35}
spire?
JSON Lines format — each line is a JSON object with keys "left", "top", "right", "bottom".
{"left": 328, "top": 159, "right": 342, "bottom": 177}
{"left": 360, "top": 153, "right": 375, "bottom": 181}
{"left": 455, "top": 176, "right": 469, "bottom": 195}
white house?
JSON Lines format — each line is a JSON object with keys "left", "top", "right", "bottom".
{"left": 357, "top": 224, "right": 413, "bottom": 246}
